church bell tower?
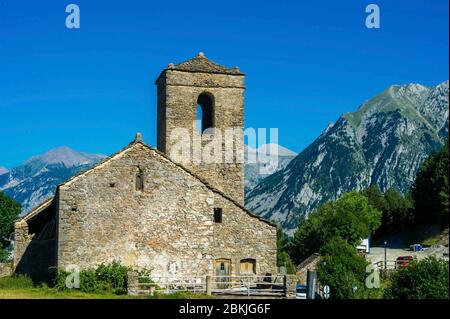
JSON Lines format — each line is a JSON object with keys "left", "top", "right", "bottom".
{"left": 155, "top": 53, "right": 245, "bottom": 204}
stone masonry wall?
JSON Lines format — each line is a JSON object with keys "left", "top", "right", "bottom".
{"left": 14, "top": 220, "right": 57, "bottom": 280}
{"left": 57, "top": 142, "right": 277, "bottom": 278}
{"left": 156, "top": 70, "right": 245, "bottom": 205}
{"left": 0, "top": 263, "right": 13, "bottom": 278}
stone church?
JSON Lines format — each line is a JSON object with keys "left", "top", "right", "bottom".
{"left": 13, "top": 53, "right": 277, "bottom": 281}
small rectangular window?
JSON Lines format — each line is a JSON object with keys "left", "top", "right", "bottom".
{"left": 214, "top": 207, "right": 222, "bottom": 223}
{"left": 135, "top": 169, "right": 144, "bottom": 191}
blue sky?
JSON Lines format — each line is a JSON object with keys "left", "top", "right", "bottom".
{"left": 0, "top": 0, "right": 448, "bottom": 168}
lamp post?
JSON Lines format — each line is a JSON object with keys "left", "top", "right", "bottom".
{"left": 384, "top": 240, "right": 388, "bottom": 270}
{"left": 352, "top": 285, "right": 358, "bottom": 298}
{"left": 322, "top": 261, "right": 327, "bottom": 298}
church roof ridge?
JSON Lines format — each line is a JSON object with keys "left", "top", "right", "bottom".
{"left": 161, "top": 52, "right": 244, "bottom": 77}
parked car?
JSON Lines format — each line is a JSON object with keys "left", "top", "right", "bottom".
{"left": 396, "top": 256, "right": 414, "bottom": 267}
{"left": 296, "top": 284, "right": 307, "bottom": 299}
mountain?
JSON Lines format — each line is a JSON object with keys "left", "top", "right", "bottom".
{"left": 0, "top": 147, "right": 106, "bottom": 214}
{"left": 0, "top": 167, "right": 8, "bottom": 175}
{"left": 245, "top": 81, "right": 449, "bottom": 235}
{"left": 244, "top": 144, "right": 297, "bottom": 192}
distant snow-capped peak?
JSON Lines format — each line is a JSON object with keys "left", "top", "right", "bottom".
{"left": 25, "top": 146, "right": 106, "bottom": 168}
{"left": 245, "top": 143, "right": 297, "bottom": 158}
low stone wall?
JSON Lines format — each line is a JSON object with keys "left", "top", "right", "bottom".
{"left": 0, "top": 263, "right": 13, "bottom": 278}
{"left": 296, "top": 253, "right": 321, "bottom": 285}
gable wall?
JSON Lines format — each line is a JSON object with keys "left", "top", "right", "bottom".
{"left": 57, "top": 143, "right": 276, "bottom": 278}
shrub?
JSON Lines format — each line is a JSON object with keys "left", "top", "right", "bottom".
{"left": 384, "top": 256, "right": 449, "bottom": 299}
{"left": 0, "top": 275, "right": 34, "bottom": 290}
{"left": 317, "top": 237, "right": 369, "bottom": 299}
{"left": 55, "top": 261, "right": 129, "bottom": 294}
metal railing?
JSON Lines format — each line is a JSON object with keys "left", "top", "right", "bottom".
{"left": 136, "top": 274, "right": 286, "bottom": 296}
{"left": 373, "top": 259, "right": 414, "bottom": 271}
{"left": 211, "top": 275, "right": 285, "bottom": 296}
{"left": 138, "top": 275, "right": 206, "bottom": 294}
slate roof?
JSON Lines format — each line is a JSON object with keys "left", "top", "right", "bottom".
{"left": 165, "top": 52, "right": 244, "bottom": 75}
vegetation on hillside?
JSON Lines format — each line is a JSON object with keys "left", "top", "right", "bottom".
{"left": 361, "top": 138, "right": 449, "bottom": 241}
{"left": 361, "top": 187, "right": 414, "bottom": 240}
{"left": 289, "top": 191, "right": 381, "bottom": 264}
{"left": 412, "top": 138, "right": 449, "bottom": 226}
{"left": 287, "top": 139, "right": 449, "bottom": 299}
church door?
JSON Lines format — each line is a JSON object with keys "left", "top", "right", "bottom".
{"left": 214, "top": 259, "right": 231, "bottom": 288}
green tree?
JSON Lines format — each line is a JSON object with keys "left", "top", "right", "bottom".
{"left": 276, "top": 226, "right": 295, "bottom": 274}
{"left": 384, "top": 189, "right": 414, "bottom": 232}
{"left": 317, "top": 237, "right": 369, "bottom": 299}
{"left": 385, "top": 256, "right": 449, "bottom": 299}
{"left": 412, "top": 139, "right": 449, "bottom": 226}
{"left": 289, "top": 208, "right": 327, "bottom": 263}
{"left": 0, "top": 192, "right": 21, "bottom": 262}
{"left": 290, "top": 191, "right": 381, "bottom": 264}
{"left": 362, "top": 187, "right": 415, "bottom": 239}
{"left": 361, "top": 186, "right": 387, "bottom": 212}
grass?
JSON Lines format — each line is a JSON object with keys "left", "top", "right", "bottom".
{"left": 148, "top": 291, "right": 214, "bottom": 299}
{"left": 0, "top": 288, "right": 141, "bottom": 299}
{"left": 0, "top": 275, "right": 212, "bottom": 299}
{"left": 0, "top": 275, "right": 140, "bottom": 299}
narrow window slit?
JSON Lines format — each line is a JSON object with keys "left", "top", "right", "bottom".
{"left": 135, "top": 166, "right": 144, "bottom": 191}
{"left": 214, "top": 207, "right": 222, "bottom": 223}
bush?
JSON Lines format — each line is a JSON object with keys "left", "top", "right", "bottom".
{"left": 0, "top": 275, "right": 34, "bottom": 290}
{"left": 0, "top": 248, "right": 9, "bottom": 263}
{"left": 317, "top": 237, "right": 369, "bottom": 299}
{"left": 55, "top": 261, "right": 129, "bottom": 294}
{"left": 384, "top": 256, "right": 449, "bottom": 299}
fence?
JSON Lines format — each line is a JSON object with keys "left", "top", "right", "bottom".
{"left": 211, "top": 275, "right": 285, "bottom": 297}
{"left": 373, "top": 260, "right": 413, "bottom": 271}
{"left": 138, "top": 275, "right": 207, "bottom": 295}
{"left": 128, "top": 272, "right": 295, "bottom": 297}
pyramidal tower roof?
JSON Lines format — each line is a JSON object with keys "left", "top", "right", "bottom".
{"left": 164, "top": 52, "right": 244, "bottom": 75}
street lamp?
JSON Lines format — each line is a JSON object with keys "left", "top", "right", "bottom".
{"left": 352, "top": 285, "right": 358, "bottom": 298}
{"left": 322, "top": 261, "right": 327, "bottom": 298}
{"left": 384, "top": 240, "right": 388, "bottom": 270}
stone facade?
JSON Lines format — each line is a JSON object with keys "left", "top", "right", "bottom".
{"left": 13, "top": 54, "right": 277, "bottom": 281}
{"left": 13, "top": 200, "right": 57, "bottom": 281}
{"left": 56, "top": 142, "right": 276, "bottom": 277}
{"left": 0, "top": 263, "right": 13, "bottom": 278}
{"left": 156, "top": 53, "right": 245, "bottom": 205}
